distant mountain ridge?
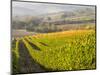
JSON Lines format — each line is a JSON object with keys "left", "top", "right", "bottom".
{"left": 12, "top": 8, "right": 95, "bottom": 23}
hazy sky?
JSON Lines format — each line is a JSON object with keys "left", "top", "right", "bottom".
{"left": 12, "top": 1, "right": 95, "bottom": 16}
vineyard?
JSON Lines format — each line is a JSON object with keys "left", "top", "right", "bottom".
{"left": 12, "top": 30, "right": 96, "bottom": 74}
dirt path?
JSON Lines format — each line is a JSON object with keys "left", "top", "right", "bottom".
{"left": 18, "top": 40, "right": 46, "bottom": 74}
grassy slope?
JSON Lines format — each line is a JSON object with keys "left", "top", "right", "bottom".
{"left": 12, "top": 39, "right": 20, "bottom": 73}
{"left": 22, "top": 30, "right": 96, "bottom": 71}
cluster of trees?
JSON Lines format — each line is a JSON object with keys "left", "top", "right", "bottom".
{"left": 12, "top": 18, "right": 95, "bottom": 33}
{"left": 12, "top": 20, "right": 26, "bottom": 29}
{"left": 12, "top": 16, "right": 64, "bottom": 33}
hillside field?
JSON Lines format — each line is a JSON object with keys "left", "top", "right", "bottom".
{"left": 12, "top": 30, "right": 96, "bottom": 74}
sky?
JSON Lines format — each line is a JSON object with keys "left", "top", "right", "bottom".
{"left": 12, "top": 1, "right": 95, "bottom": 16}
